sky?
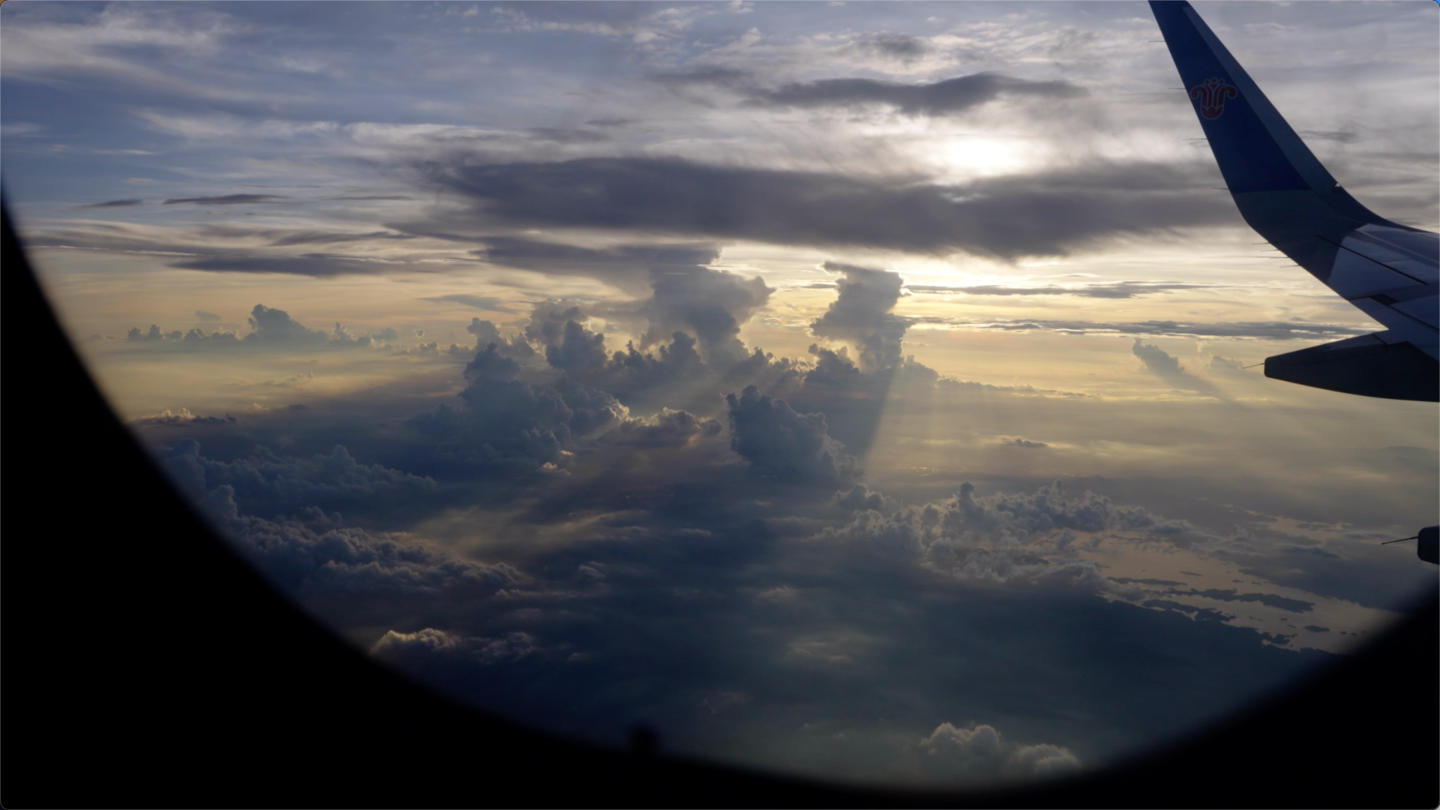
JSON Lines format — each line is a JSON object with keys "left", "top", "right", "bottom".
{"left": 4, "top": 0, "right": 1438, "bottom": 788}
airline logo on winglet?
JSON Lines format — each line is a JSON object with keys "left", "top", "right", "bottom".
{"left": 1189, "top": 78, "right": 1238, "bottom": 119}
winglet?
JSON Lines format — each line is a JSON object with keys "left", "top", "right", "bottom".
{"left": 1149, "top": 1, "right": 1398, "bottom": 226}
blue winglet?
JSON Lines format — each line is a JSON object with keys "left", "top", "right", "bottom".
{"left": 1149, "top": 1, "right": 1396, "bottom": 225}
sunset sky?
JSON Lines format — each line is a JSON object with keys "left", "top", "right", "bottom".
{"left": 4, "top": 0, "right": 1437, "bottom": 786}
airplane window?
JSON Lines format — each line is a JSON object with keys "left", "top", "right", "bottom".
{"left": 4, "top": 0, "right": 1435, "bottom": 792}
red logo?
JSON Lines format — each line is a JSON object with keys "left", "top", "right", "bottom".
{"left": 1189, "top": 78, "right": 1238, "bottom": 119}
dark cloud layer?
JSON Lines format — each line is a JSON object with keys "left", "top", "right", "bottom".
{"left": 752, "top": 73, "right": 1086, "bottom": 116}
{"left": 472, "top": 237, "right": 722, "bottom": 297}
{"left": 77, "top": 198, "right": 144, "bottom": 209}
{"left": 169, "top": 253, "right": 412, "bottom": 277}
{"left": 917, "top": 318, "right": 1373, "bottom": 340}
{"left": 414, "top": 156, "right": 1234, "bottom": 260}
{"left": 163, "top": 194, "right": 290, "bottom": 206}
{"left": 906, "top": 281, "right": 1206, "bottom": 299}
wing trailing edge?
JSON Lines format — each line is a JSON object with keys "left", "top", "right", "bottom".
{"left": 1264, "top": 332, "right": 1438, "bottom": 403}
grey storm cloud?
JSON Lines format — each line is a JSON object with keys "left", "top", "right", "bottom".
{"left": 751, "top": 73, "right": 1087, "bottom": 116}
{"left": 1132, "top": 339, "right": 1225, "bottom": 398}
{"left": 811, "top": 262, "right": 909, "bottom": 373}
{"left": 163, "top": 193, "right": 290, "bottom": 206}
{"left": 412, "top": 156, "right": 1235, "bottom": 260}
{"left": 195, "top": 310, "right": 222, "bottom": 322}
{"left": 725, "top": 385, "right": 858, "bottom": 479}
{"left": 77, "top": 198, "right": 144, "bottom": 209}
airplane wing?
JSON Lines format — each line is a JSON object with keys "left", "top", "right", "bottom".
{"left": 1150, "top": 0, "right": 1438, "bottom": 403}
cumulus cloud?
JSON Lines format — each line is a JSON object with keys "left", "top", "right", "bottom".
{"left": 244, "top": 304, "right": 334, "bottom": 345}
{"left": 409, "top": 342, "right": 629, "bottom": 467}
{"left": 814, "top": 481, "right": 1188, "bottom": 586}
{"left": 128, "top": 324, "right": 182, "bottom": 342}
{"left": 463, "top": 318, "right": 535, "bottom": 360}
{"left": 194, "top": 485, "right": 521, "bottom": 629}
{"left": 920, "top": 722, "right": 1082, "bottom": 780}
{"left": 158, "top": 439, "right": 437, "bottom": 519}
{"left": 372, "top": 628, "right": 539, "bottom": 667}
{"left": 605, "top": 408, "right": 722, "bottom": 448}
{"left": 833, "top": 483, "right": 891, "bottom": 512}
{"left": 591, "top": 331, "right": 709, "bottom": 402}
{"left": 130, "top": 408, "right": 235, "bottom": 427}
{"left": 122, "top": 304, "right": 407, "bottom": 349}
{"left": 725, "top": 385, "right": 857, "bottom": 479}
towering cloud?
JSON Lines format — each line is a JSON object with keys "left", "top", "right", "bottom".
{"left": 810, "top": 262, "right": 909, "bottom": 373}
{"left": 1132, "top": 339, "right": 1225, "bottom": 398}
{"left": 643, "top": 265, "right": 773, "bottom": 368}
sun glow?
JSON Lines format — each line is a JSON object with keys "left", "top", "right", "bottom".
{"left": 942, "top": 136, "right": 1028, "bottom": 177}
